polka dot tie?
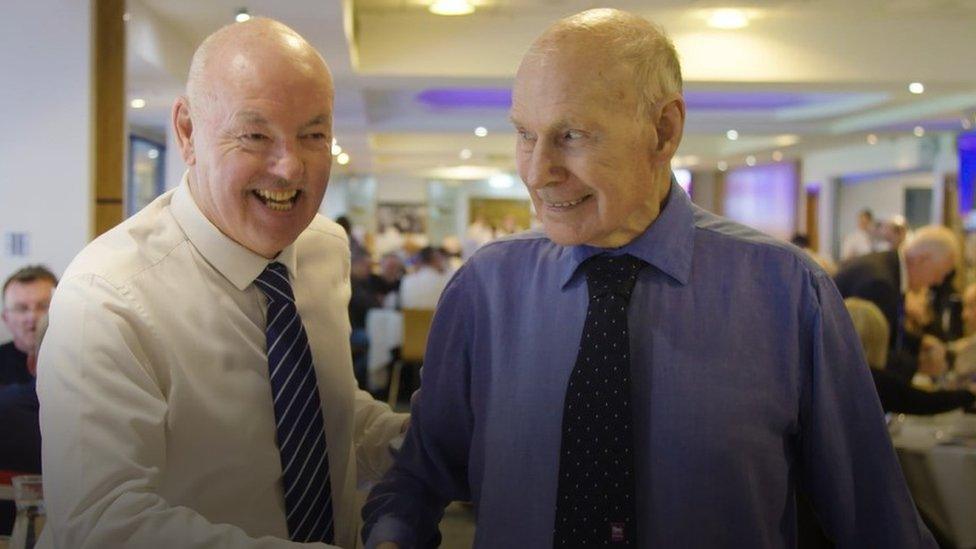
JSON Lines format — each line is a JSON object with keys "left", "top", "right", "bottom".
{"left": 553, "top": 254, "right": 647, "bottom": 547}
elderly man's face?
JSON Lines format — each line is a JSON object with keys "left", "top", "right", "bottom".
{"left": 181, "top": 52, "right": 334, "bottom": 258}
{"left": 907, "top": 254, "right": 954, "bottom": 292}
{"left": 1, "top": 279, "right": 54, "bottom": 354}
{"left": 511, "top": 46, "right": 678, "bottom": 248}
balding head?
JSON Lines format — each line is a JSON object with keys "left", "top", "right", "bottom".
{"left": 186, "top": 18, "right": 333, "bottom": 120}
{"left": 172, "top": 18, "right": 336, "bottom": 259}
{"left": 524, "top": 9, "right": 682, "bottom": 118}
{"left": 904, "top": 225, "right": 959, "bottom": 291}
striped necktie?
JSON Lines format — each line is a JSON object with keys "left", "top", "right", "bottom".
{"left": 255, "top": 262, "right": 335, "bottom": 543}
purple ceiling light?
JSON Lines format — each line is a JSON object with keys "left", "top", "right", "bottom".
{"left": 416, "top": 88, "right": 512, "bottom": 109}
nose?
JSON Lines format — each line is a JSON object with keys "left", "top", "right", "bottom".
{"left": 269, "top": 141, "right": 305, "bottom": 182}
{"left": 523, "top": 141, "right": 565, "bottom": 190}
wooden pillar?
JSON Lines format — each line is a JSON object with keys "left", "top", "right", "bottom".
{"left": 92, "top": 0, "right": 126, "bottom": 238}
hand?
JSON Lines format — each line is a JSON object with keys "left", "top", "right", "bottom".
{"left": 918, "top": 335, "right": 947, "bottom": 377}
{"left": 903, "top": 290, "right": 931, "bottom": 335}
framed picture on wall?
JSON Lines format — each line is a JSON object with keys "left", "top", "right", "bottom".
{"left": 376, "top": 203, "right": 428, "bottom": 234}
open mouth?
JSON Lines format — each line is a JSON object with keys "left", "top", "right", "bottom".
{"left": 252, "top": 189, "right": 300, "bottom": 211}
{"left": 544, "top": 194, "right": 592, "bottom": 210}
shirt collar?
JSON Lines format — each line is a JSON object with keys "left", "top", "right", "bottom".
{"left": 558, "top": 175, "right": 695, "bottom": 288}
{"left": 170, "top": 172, "right": 298, "bottom": 292}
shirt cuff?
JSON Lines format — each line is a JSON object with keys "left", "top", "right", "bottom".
{"left": 365, "top": 515, "right": 415, "bottom": 549}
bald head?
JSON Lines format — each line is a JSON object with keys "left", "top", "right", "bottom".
{"left": 523, "top": 8, "right": 682, "bottom": 116}
{"left": 904, "top": 225, "right": 959, "bottom": 291}
{"left": 186, "top": 18, "right": 333, "bottom": 118}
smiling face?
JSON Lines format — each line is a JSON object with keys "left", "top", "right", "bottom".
{"left": 174, "top": 24, "right": 334, "bottom": 258}
{"left": 510, "top": 40, "right": 681, "bottom": 248}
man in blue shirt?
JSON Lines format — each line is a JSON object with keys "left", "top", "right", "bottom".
{"left": 363, "top": 8, "right": 934, "bottom": 548}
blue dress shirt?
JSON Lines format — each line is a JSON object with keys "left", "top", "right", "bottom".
{"left": 363, "top": 182, "right": 935, "bottom": 548}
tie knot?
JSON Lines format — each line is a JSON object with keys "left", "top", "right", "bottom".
{"left": 255, "top": 262, "right": 295, "bottom": 303}
{"left": 584, "top": 254, "right": 647, "bottom": 300}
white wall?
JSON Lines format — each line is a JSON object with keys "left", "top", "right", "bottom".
{"left": 835, "top": 172, "right": 934, "bottom": 251}
{"left": 803, "top": 134, "right": 949, "bottom": 259}
{"left": 0, "top": 0, "right": 93, "bottom": 341}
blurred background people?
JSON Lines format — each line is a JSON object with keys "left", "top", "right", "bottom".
{"left": 1, "top": 265, "right": 57, "bottom": 386}
{"left": 845, "top": 297, "right": 975, "bottom": 414}
{"left": 840, "top": 208, "right": 876, "bottom": 261}
{"left": 400, "top": 246, "right": 453, "bottom": 309}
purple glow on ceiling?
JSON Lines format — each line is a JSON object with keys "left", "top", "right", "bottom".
{"left": 683, "top": 91, "right": 842, "bottom": 110}
{"left": 416, "top": 88, "right": 512, "bottom": 109}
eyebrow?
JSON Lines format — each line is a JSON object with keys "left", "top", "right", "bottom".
{"left": 300, "top": 114, "right": 330, "bottom": 130}
{"left": 230, "top": 111, "right": 330, "bottom": 129}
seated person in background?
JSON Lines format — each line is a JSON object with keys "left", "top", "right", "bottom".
{"left": 399, "top": 246, "right": 452, "bottom": 310}
{"left": 350, "top": 253, "right": 383, "bottom": 387}
{"left": 834, "top": 225, "right": 958, "bottom": 381}
{"left": 368, "top": 253, "right": 405, "bottom": 308}
{"left": 0, "top": 313, "right": 46, "bottom": 535}
{"left": 845, "top": 297, "right": 975, "bottom": 414}
{"left": 1, "top": 266, "right": 57, "bottom": 386}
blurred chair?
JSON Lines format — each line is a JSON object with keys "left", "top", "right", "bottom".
{"left": 388, "top": 308, "right": 435, "bottom": 407}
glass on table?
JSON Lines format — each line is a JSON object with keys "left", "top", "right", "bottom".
{"left": 9, "top": 475, "right": 44, "bottom": 549}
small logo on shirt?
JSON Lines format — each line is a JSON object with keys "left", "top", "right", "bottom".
{"left": 610, "top": 522, "right": 626, "bottom": 543}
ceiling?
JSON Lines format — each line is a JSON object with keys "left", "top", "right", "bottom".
{"left": 127, "top": 0, "right": 976, "bottom": 178}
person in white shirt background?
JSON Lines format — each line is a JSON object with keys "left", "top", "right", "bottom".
{"left": 840, "top": 207, "right": 877, "bottom": 261}
{"left": 37, "top": 18, "right": 406, "bottom": 548}
{"left": 399, "top": 247, "right": 453, "bottom": 310}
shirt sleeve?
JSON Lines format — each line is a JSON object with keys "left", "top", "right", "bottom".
{"left": 361, "top": 267, "right": 476, "bottom": 548}
{"left": 37, "top": 274, "right": 336, "bottom": 549}
{"left": 796, "top": 271, "right": 936, "bottom": 548}
{"left": 352, "top": 388, "right": 410, "bottom": 484}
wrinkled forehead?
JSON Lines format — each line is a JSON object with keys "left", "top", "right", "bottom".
{"left": 512, "top": 47, "right": 636, "bottom": 117}
{"left": 3, "top": 279, "right": 54, "bottom": 305}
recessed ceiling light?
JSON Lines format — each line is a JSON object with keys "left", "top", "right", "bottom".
{"left": 707, "top": 9, "right": 750, "bottom": 30}
{"left": 717, "top": 161, "right": 728, "bottom": 172}
{"left": 459, "top": 148, "right": 473, "bottom": 160}
{"left": 867, "top": 134, "right": 878, "bottom": 145}
{"left": 772, "top": 151, "right": 783, "bottom": 162}
{"left": 147, "top": 149, "right": 159, "bottom": 159}
{"left": 331, "top": 143, "right": 342, "bottom": 156}
{"left": 122, "top": 12, "right": 131, "bottom": 22}
{"left": 130, "top": 98, "right": 146, "bottom": 109}
{"left": 745, "top": 155, "right": 756, "bottom": 167}
{"left": 474, "top": 126, "right": 488, "bottom": 137}
{"left": 913, "top": 126, "right": 925, "bottom": 137}
{"left": 726, "top": 129, "right": 739, "bottom": 141}
{"left": 429, "top": 0, "right": 475, "bottom": 16}
{"left": 336, "top": 152, "right": 350, "bottom": 165}
{"left": 962, "top": 118, "right": 973, "bottom": 130}
{"left": 235, "top": 8, "right": 251, "bottom": 23}
{"left": 908, "top": 82, "right": 925, "bottom": 95}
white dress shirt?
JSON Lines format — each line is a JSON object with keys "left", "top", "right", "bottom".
{"left": 37, "top": 181, "right": 407, "bottom": 548}
{"left": 399, "top": 267, "right": 453, "bottom": 310}
{"left": 840, "top": 228, "right": 873, "bottom": 261}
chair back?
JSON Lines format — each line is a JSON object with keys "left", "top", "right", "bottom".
{"left": 401, "top": 308, "right": 435, "bottom": 363}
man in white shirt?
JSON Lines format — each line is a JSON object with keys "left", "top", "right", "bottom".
{"left": 37, "top": 18, "right": 406, "bottom": 548}
{"left": 840, "top": 208, "right": 876, "bottom": 261}
{"left": 399, "top": 247, "right": 453, "bottom": 310}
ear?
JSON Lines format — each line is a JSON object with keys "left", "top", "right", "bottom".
{"left": 651, "top": 93, "right": 686, "bottom": 160}
{"left": 172, "top": 96, "right": 196, "bottom": 166}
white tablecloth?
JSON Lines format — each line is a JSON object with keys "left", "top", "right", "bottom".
{"left": 891, "top": 412, "right": 976, "bottom": 548}
{"left": 366, "top": 309, "right": 403, "bottom": 391}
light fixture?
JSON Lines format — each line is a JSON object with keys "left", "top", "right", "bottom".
{"left": 726, "top": 129, "right": 739, "bottom": 141}
{"left": 147, "top": 149, "right": 159, "bottom": 160}
{"left": 489, "top": 173, "right": 514, "bottom": 189}
{"left": 130, "top": 98, "right": 146, "bottom": 109}
{"left": 336, "top": 152, "right": 350, "bottom": 165}
{"left": 962, "top": 118, "right": 973, "bottom": 130}
{"left": 459, "top": 148, "right": 473, "bottom": 160}
{"left": 908, "top": 82, "right": 925, "bottom": 95}
{"left": 745, "top": 155, "right": 756, "bottom": 167}
{"left": 913, "top": 126, "right": 925, "bottom": 137}
{"left": 867, "top": 134, "right": 878, "bottom": 145}
{"left": 474, "top": 126, "right": 488, "bottom": 137}
{"left": 717, "top": 161, "right": 728, "bottom": 172}
{"left": 122, "top": 12, "right": 131, "bottom": 22}
{"left": 235, "top": 8, "right": 251, "bottom": 23}
{"left": 707, "top": 9, "right": 750, "bottom": 30}
{"left": 331, "top": 143, "right": 342, "bottom": 156}
{"left": 772, "top": 151, "right": 783, "bottom": 162}
{"left": 429, "top": 0, "right": 475, "bottom": 16}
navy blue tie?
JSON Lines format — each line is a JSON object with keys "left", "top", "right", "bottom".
{"left": 255, "top": 262, "right": 335, "bottom": 543}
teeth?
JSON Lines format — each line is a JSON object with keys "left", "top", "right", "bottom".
{"left": 255, "top": 189, "right": 298, "bottom": 202}
{"left": 547, "top": 196, "right": 588, "bottom": 208}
